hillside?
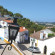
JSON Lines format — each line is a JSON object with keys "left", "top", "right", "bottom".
{"left": 0, "top": 6, "right": 13, "bottom": 16}
{"left": 0, "top": 6, "right": 46, "bottom": 35}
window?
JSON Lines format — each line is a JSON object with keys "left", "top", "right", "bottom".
{"left": 35, "top": 43, "right": 37, "bottom": 47}
{"left": 44, "top": 45, "right": 47, "bottom": 54}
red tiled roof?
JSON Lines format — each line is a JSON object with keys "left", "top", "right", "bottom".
{"left": 4, "top": 20, "right": 13, "bottom": 23}
{"left": 0, "top": 17, "right": 8, "bottom": 20}
{"left": 30, "top": 31, "right": 40, "bottom": 39}
{"left": 19, "top": 27, "right": 28, "bottom": 32}
{"left": 0, "top": 18, "right": 28, "bottom": 32}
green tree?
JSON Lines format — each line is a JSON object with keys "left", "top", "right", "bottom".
{"left": 14, "top": 13, "right": 23, "bottom": 19}
{"left": 0, "top": 6, "right": 3, "bottom": 9}
{"left": 51, "top": 28, "right": 55, "bottom": 32}
{"left": 8, "top": 11, "right": 13, "bottom": 16}
{"left": 0, "top": 6, "right": 13, "bottom": 16}
{"left": 0, "top": 6, "right": 45, "bottom": 35}
{"left": 17, "top": 18, "right": 45, "bottom": 35}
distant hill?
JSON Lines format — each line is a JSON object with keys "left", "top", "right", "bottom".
{"left": 36, "top": 22, "right": 55, "bottom": 27}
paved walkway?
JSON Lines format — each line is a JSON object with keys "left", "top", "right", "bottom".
{"left": 15, "top": 43, "right": 46, "bottom": 55}
{"left": 0, "top": 39, "right": 20, "bottom": 55}
{"left": 0, "top": 38, "right": 46, "bottom": 55}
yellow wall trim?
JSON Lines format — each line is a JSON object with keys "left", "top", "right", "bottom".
{"left": 37, "top": 40, "right": 38, "bottom": 46}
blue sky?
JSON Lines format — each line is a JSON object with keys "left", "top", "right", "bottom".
{"left": 0, "top": 0, "right": 55, "bottom": 22}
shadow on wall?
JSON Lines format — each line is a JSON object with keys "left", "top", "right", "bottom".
{"left": 17, "top": 43, "right": 28, "bottom": 51}
{"left": 17, "top": 36, "right": 30, "bottom": 44}
{"left": 0, "top": 45, "right": 3, "bottom": 49}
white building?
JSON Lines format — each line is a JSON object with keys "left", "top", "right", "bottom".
{"left": 0, "top": 18, "right": 13, "bottom": 40}
{"left": 0, "top": 19, "right": 29, "bottom": 43}
{"left": 0, "top": 20, "right": 8, "bottom": 27}
{"left": 41, "top": 29, "right": 54, "bottom": 34}
{"left": 0, "top": 26, "right": 29, "bottom": 43}
{"left": 0, "top": 27, "right": 8, "bottom": 40}
{"left": 30, "top": 29, "right": 55, "bottom": 55}
{"left": 15, "top": 27, "right": 29, "bottom": 43}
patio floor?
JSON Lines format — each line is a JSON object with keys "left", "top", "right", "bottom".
{"left": 0, "top": 39, "right": 20, "bottom": 55}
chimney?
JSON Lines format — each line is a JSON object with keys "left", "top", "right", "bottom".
{"left": 23, "top": 27, "right": 25, "bottom": 29}
{"left": 34, "top": 30, "right": 35, "bottom": 33}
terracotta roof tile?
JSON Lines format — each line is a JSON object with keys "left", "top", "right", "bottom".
{"left": 30, "top": 31, "right": 40, "bottom": 39}
{"left": 4, "top": 20, "right": 13, "bottom": 23}
{"left": 19, "top": 27, "right": 28, "bottom": 32}
{"left": 0, "top": 18, "right": 28, "bottom": 32}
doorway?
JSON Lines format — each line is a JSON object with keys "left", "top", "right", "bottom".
{"left": 44, "top": 45, "right": 47, "bottom": 54}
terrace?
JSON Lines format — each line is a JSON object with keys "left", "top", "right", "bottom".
{"left": 0, "top": 39, "right": 20, "bottom": 55}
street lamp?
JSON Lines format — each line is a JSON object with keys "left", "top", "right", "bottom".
{"left": 0, "top": 20, "right": 20, "bottom": 55}
{"left": 8, "top": 25, "right": 19, "bottom": 42}
{"left": 8, "top": 25, "right": 19, "bottom": 50}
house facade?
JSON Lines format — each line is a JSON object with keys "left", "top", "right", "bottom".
{"left": 0, "top": 18, "right": 13, "bottom": 40}
{"left": 0, "top": 27, "right": 8, "bottom": 39}
{"left": 0, "top": 26, "right": 29, "bottom": 43}
{"left": 0, "top": 18, "right": 29, "bottom": 43}
{"left": 0, "top": 20, "right": 8, "bottom": 27}
{"left": 15, "top": 27, "right": 29, "bottom": 43}
{"left": 30, "top": 29, "right": 55, "bottom": 55}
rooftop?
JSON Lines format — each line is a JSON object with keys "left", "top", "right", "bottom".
{"left": 4, "top": 20, "right": 13, "bottom": 23}
{"left": 19, "top": 27, "right": 28, "bottom": 32}
{"left": 30, "top": 29, "right": 55, "bottom": 41}
{"left": 30, "top": 31, "right": 40, "bottom": 39}
{"left": 0, "top": 17, "right": 28, "bottom": 32}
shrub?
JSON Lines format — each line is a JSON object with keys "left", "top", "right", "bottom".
{"left": 48, "top": 33, "right": 54, "bottom": 37}
{"left": 50, "top": 52, "right": 55, "bottom": 55}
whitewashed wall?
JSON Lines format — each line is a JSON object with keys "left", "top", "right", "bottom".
{"left": 30, "top": 37, "right": 55, "bottom": 55}
{"left": 0, "top": 26, "right": 29, "bottom": 43}
{"left": 44, "top": 37, "right": 55, "bottom": 55}
{"left": 0, "top": 27, "right": 8, "bottom": 38}
{"left": 15, "top": 30, "right": 29, "bottom": 43}
{"left": 15, "top": 33, "right": 20, "bottom": 43}
{"left": 44, "top": 31, "right": 48, "bottom": 38}
{"left": 0, "top": 28, "right": 4, "bottom": 38}
{"left": 30, "top": 37, "right": 38, "bottom": 47}
{"left": 0, "top": 21, "right": 8, "bottom": 27}
{"left": 4, "top": 27, "right": 8, "bottom": 38}
{"left": 37, "top": 37, "right": 55, "bottom": 55}
{"left": 37, "top": 40, "right": 44, "bottom": 53}
{"left": 40, "top": 33, "right": 43, "bottom": 39}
